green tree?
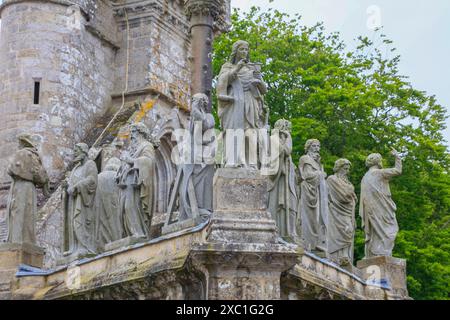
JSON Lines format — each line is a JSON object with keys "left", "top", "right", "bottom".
{"left": 212, "top": 7, "right": 450, "bottom": 300}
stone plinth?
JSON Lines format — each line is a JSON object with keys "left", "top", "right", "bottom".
{"left": 357, "top": 256, "right": 409, "bottom": 299}
{"left": 193, "top": 168, "right": 299, "bottom": 299}
{"left": 207, "top": 168, "right": 277, "bottom": 243}
{"left": 0, "top": 243, "right": 45, "bottom": 299}
{"left": 190, "top": 243, "right": 299, "bottom": 300}
{"left": 0, "top": 243, "right": 45, "bottom": 269}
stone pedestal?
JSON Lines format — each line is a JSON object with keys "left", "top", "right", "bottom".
{"left": 0, "top": 243, "right": 44, "bottom": 299}
{"left": 207, "top": 168, "right": 277, "bottom": 243}
{"left": 190, "top": 168, "right": 300, "bottom": 299}
{"left": 357, "top": 256, "right": 409, "bottom": 299}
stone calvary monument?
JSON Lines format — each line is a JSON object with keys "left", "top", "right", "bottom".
{"left": 0, "top": 0, "right": 409, "bottom": 300}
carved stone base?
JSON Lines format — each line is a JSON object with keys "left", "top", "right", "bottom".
{"left": 189, "top": 168, "right": 300, "bottom": 299}
{"left": 161, "top": 215, "right": 205, "bottom": 235}
{"left": 0, "top": 243, "right": 45, "bottom": 269}
{"left": 190, "top": 242, "right": 299, "bottom": 300}
{"left": 207, "top": 168, "right": 277, "bottom": 243}
{"left": 103, "top": 235, "right": 147, "bottom": 252}
{"left": 0, "top": 242, "right": 45, "bottom": 300}
{"left": 357, "top": 256, "right": 409, "bottom": 299}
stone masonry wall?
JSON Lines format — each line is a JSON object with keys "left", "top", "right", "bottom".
{"left": 113, "top": 0, "right": 191, "bottom": 109}
{"left": 0, "top": 1, "right": 117, "bottom": 237}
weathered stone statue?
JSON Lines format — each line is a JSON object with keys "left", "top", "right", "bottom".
{"left": 63, "top": 143, "right": 98, "bottom": 258}
{"left": 360, "top": 150, "right": 402, "bottom": 258}
{"left": 327, "top": 159, "right": 357, "bottom": 266}
{"left": 163, "top": 94, "right": 215, "bottom": 233}
{"left": 267, "top": 119, "right": 299, "bottom": 243}
{"left": 180, "top": 93, "right": 215, "bottom": 219}
{"left": 298, "top": 139, "right": 329, "bottom": 255}
{"left": 116, "top": 123, "right": 157, "bottom": 240}
{"left": 95, "top": 157, "right": 122, "bottom": 249}
{"left": 5, "top": 134, "right": 48, "bottom": 245}
{"left": 217, "top": 40, "right": 268, "bottom": 168}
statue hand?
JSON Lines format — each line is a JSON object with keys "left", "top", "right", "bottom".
{"left": 237, "top": 59, "right": 247, "bottom": 69}
{"left": 391, "top": 148, "right": 401, "bottom": 159}
{"left": 253, "top": 70, "right": 262, "bottom": 80}
{"left": 252, "top": 79, "right": 262, "bottom": 86}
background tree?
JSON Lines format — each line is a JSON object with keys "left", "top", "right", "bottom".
{"left": 212, "top": 7, "right": 450, "bottom": 300}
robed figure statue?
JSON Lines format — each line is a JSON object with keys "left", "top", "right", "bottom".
{"left": 5, "top": 134, "right": 48, "bottom": 245}
{"left": 63, "top": 143, "right": 98, "bottom": 258}
{"left": 360, "top": 150, "right": 402, "bottom": 258}
{"left": 116, "top": 123, "right": 157, "bottom": 240}
{"left": 267, "top": 119, "right": 300, "bottom": 244}
{"left": 217, "top": 40, "right": 268, "bottom": 168}
{"left": 327, "top": 159, "right": 357, "bottom": 266}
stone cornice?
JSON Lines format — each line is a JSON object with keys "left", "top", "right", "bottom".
{"left": 112, "top": 0, "right": 190, "bottom": 36}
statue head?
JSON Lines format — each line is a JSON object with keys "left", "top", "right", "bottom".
{"left": 305, "top": 139, "right": 320, "bottom": 154}
{"left": 192, "top": 93, "right": 209, "bottom": 113}
{"left": 366, "top": 153, "right": 383, "bottom": 168}
{"left": 18, "top": 133, "right": 37, "bottom": 149}
{"left": 333, "top": 158, "right": 351, "bottom": 175}
{"left": 104, "top": 157, "right": 121, "bottom": 172}
{"left": 274, "top": 119, "right": 292, "bottom": 133}
{"left": 230, "top": 40, "right": 250, "bottom": 64}
{"left": 130, "top": 122, "right": 150, "bottom": 143}
{"left": 74, "top": 143, "right": 89, "bottom": 163}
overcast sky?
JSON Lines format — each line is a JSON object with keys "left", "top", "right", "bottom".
{"left": 231, "top": 0, "right": 450, "bottom": 146}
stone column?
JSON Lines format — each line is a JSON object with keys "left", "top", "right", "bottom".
{"left": 357, "top": 256, "right": 410, "bottom": 299}
{"left": 185, "top": 0, "right": 222, "bottom": 112}
{"left": 189, "top": 168, "right": 300, "bottom": 300}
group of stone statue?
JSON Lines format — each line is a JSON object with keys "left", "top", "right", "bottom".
{"left": 271, "top": 134, "right": 402, "bottom": 266}
{"left": 2, "top": 40, "right": 403, "bottom": 268}
{"left": 214, "top": 40, "right": 404, "bottom": 267}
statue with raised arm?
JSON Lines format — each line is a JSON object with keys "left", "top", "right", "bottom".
{"left": 63, "top": 143, "right": 98, "bottom": 258}
{"left": 267, "top": 119, "right": 299, "bottom": 244}
{"left": 5, "top": 134, "right": 48, "bottom": 246}
{"left": 95, "top": 157, "right": 122, "bottom": 249}
{"left": 298, "top": 139, "right": 329, "bottom": 255}
{"left": 217, "top": 40, "right": 268, "bottom": 168}
{"left": 327, "top": 159, "right": 357, "bottom": 266}
{"left": 360, "top": 150, "right": 402, "bottom": 258}
{"left": 116, "top": 123, "right": 157, "bottom": 240}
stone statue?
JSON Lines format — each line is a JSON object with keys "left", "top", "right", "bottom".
{"left": 5, "top": 134, "right": 48, "bottom": 245}
{"left": 179, "top": 93, "right": 215, "bottom": 220}
{"left": 267, "top": 119, "right": 299, "bottom": 243}
{"left": 116, "top": 123, "right": 157, "bottom": 240}
{"left": 63, "top": 143, "right": 98, "bottom": 258}
{"left": 360, "top": 150, "right": 402, "bottom": 258}
{"left": 298, "top": 139, "right": 329, "bottom": 255}
{"left": 95, "top": 157, "right": 122, "bottom": 249}
{"left": 327, "top": 159, "right": 357, "bottom": 266}
{"left": 217, "top": 40, "right": 268, "bottom": 168}
{"left": 164, "top": 94, "right": 215, "bottom": 233}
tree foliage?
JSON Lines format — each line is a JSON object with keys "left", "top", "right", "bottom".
{"left": 212, "top": 7, "right": 450, "bottom": 300}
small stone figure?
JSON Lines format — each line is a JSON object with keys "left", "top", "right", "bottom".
{"left": 327, "top": 159, "right": 357, "bottom": 266}
{"left": 298, "top": 139, "right": 329, "bottom": 255}
{"left": 217, "top": 40, "right": 268, "bottom": 168}
{"left": 116, "top": 123, "right": 157, "bottom": 240}
{"left": 5, "top": 134, "right": 48, "bottom": 245}
{"left": 63, "top": 143, "right": 98, "bottom": 258}
{"left": 178, "top": 93, "right": 215, "bottom": 220}
{"left": 360, "top": 149, "right": 402, "bottom": 258}
{"left": 95, "top": 157, "right": 122, "bottom": 249}
{"left": 267, "top": 119, "right": 299, "bottom": 243}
